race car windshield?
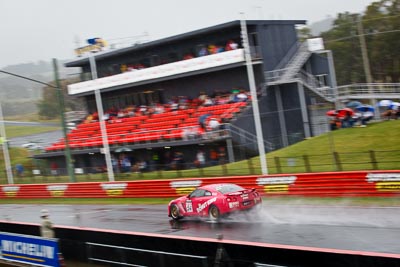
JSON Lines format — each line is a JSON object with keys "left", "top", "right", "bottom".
{"left": 216, "top": 184, "right": 244, "bottom": 194}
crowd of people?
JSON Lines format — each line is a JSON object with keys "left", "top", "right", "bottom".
{"left": 117, "top": 39, "right": 240, "bottom": 74}
{"left": 328, "top": 100, "right": 400, "bottom": 130}
{"left": 83, "top": 89, "right": 250, "bottom": 124}
{"left": 109, "top": 146, "right": 227, "bottom": 174}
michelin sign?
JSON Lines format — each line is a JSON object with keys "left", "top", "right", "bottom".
{"left": 0, "top": 232, "right": 60, "bottom": 267}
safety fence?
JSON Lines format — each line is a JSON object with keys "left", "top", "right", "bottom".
{"left": 0, "top": 170, "right": 399, "bottom": 199}
{"left": 4, "top": 149, "right": 400, "bottom": 186}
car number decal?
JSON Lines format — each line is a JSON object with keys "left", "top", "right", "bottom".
{"left": 186, "top": 200, "right": 193, "bottom": 212}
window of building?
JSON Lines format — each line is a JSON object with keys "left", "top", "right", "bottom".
{"left": 316, "top": 74, "right": 328, "bottom": 87}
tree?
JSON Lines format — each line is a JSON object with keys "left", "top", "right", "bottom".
{"left": 37, "top": 79, "right": 84, "bottom": 119}
{"left": 321, "top": 12, "right": 364, "bottom": 85}
{"left": 320, "top": 0, "right": 400, "bottom": 84}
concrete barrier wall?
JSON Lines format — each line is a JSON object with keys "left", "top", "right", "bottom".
{"left": 1, "top": 170, "right": 399, "bottom": 199}
{"left": 0, "top": 222, "right": 399, "bottom": 267}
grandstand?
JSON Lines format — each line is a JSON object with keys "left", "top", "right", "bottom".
{"left": 35, "top": 20, "right": 336, "bottom": 172}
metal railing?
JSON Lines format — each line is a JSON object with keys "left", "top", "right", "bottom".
{"left": 297, "top": 70, "right": 335, "bottom": 101}
{"left": 228, "top": 124, "right": 275, "bottom": 152}
{"left": 336, "top": 83, "right": 400, "bottom": 100}
{"left": 265, "top": 69, "right": 335, "bottom": 102}
{"left": 86, "top": 242, "right": 208, "bottom": 267}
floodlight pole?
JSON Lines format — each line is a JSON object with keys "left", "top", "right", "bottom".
{"left": 0, "top": 101, "right": 14, "bottom": 184}
{"left": 89, "top": 56, "right": 115, "bottom": 182}
{"left": 240, "top": 16, "right": 268, "bottom": 175}
{"left": 53, "top": 59, "right": 76, "bottom": 182}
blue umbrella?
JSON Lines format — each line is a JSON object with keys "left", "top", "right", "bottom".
{"left": 377, "top": 99, "right": 393, "bottom": 107}
{"left": 346, "top": 101, "right": 362, "bottom": 108}
{"left": 355, "top": 104, "right": 375, "bottom": 113}
{"left": 389, "top": 102, "right": 400, "bottom": 110}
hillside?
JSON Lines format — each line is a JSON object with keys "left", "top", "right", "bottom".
{"left": 0, "top": 60, "right": 79, "bottom": 117}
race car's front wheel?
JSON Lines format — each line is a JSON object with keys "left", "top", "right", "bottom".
{"left": 170, "top": 204, "right": 181, "bottom": 220}
{"left": 208, "top": 205, "right": 220, "bottom": 222}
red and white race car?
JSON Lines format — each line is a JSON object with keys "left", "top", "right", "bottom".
{"left": 168, "top": 183, "right": 262, "bottom": 221}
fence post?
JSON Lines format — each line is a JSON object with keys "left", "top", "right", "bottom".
{"left": 333, "top": 152, "right": 342, "bottom": 171}
{"left": 303, "top": 155, "right": 311, "bottom": 173}
{"left": 157, "top": 168, "right": 163, "bottom": 179}
{"left": 274, "top": 157, "right": 282, "bottom": 174}
{"left": 198, "top": 166, "right": 205, "bottom": 177}
{"left": 247, "top": 158, "right": 255, "bottom": 175}
{"left": 221, "top": 164, "right": 228, "bottom": 176}
{"left": 369, "top": 150, "right": 378, "bottom": 170}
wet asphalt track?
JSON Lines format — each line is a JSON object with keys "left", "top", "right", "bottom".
{"left": 1, "top": 202, "right": 399, "bottom": 256}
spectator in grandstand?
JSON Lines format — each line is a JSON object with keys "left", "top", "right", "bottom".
{"left": 154, "top": 103, "right": 165, "bottom": 114}
{"left": 183, "top": 53, "right": 194, "bottom": 60}
{"left": 215, "top": 94, "right": 230, "bottom": 105}
{"left": 208, "top": 44, "right": 218, "bottom": 54}
{"left": 199, "top": 113, "right": 211, "bottom": 130}
{"left": 236, "top": 90, "right": 249, "bottom": 102}
{"left": 203, "top": 96, "right": 214, "bottom": 107}
{"left": 225, "top": 40, "right": 239, "bottom": 51}
{"left": 117, "top": 109, "right": 127, "bottom": 119}
{"left": 139, "top": 105, "right": 148, "bottom": 115}
{"left": 208, "top": 118, "right": 221, "bottom": 139}
{"left": 208, "top": 118, "right": 221, "bottom": 132}
{"left": 126, "top": 106, "right": 136, "bottom": 117}
{"left": 198, "top": 46, "right": 208, "bottom": 57}
{"left": 198, "top": 91, "right": 208, "bottom": 105}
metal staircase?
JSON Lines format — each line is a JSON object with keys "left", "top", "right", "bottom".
{"left": 296, "top": 70, "right": 335, "bottom": 102}
{"left": 263, "top": 41, "right": 335, "bottom": 103}
{"left": 265, "top": 42, "right": 312, "bottom": 85}
{"left": 227, "top": 123, "right": 275, "bottom": 152}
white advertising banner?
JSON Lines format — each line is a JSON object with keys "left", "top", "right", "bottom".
{"left": 307, "top": 38, "right": 325, "bottom": 52}
{"left": 68, "top": 49, "right": 245, "bottom": 95}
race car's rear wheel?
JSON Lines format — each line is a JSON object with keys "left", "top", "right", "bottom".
{"left": 170, "top": 204, "right": 181, "bottom": 220}
{"left": 208, "top": 205, "right": 220, "bottom": 222}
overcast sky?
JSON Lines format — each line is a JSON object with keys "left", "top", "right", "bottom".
{"left": 0, "top": 0, "right": 376, "bottom": 69}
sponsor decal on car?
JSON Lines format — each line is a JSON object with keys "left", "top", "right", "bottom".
{"left": 196, "top": 197, "right": 217, "bottom": 213}
{"left": 1, "top": 186, "right": 20, "bottom": 197}
{"left": 229, "top": 201, "right": 239, "bottom": 209}
{"left": 256, "top": 176, "right": 297, "bottom": 193}
{"left": 100, "top": 183, "right": 128, "bottom": 196}
{"left": 366, "top": 173, "right": 400, "bottom": 191}
{"left": 170, "top": 180, "right": 202, "bottom": 195}
{"left": 47, "top": 185, "right": 68, "bottom": 197}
